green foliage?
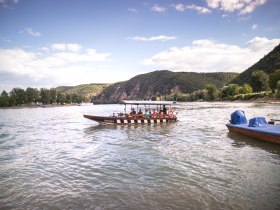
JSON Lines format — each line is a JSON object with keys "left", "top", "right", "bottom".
{"left": 239, "top": 84, "right": 253, "bottom": 94}
{"left": 205, "top": 84, "right": 220, "bottom": 101}
{"left": 250, "top": 70, "right": 270, "bottom": 92}
{"left": 0, "top": 90, "right": 10, "bottom": 107}
{"left": 26, "top": 87, "right": 39, "bottom": 104}
{"left": 0, "top": 86, "right": 89, "bottom": 107}
{"left": 50, "top": 88, "right": 57, "bottom": 104}
{"left": 56, "top": 83, "right": 109, "bottom": 102}
{"left": 221, "top": 84, "right": 239, "bottom": 99}
{"left": 40, "top": 88, "right": 51, "bottom": 105}
{"left": 229, "top": 91, "right": 273, "bottom": 101}
{"left": 10, "top": 88, "right": 26, "bottom": 105}
{"left": 230, "top": 43, "right": 280, "bottom": 85}
{"left": 276, "top": 81, "right": 280, "bottom": 98}
{"left": 269, "top": 69, "right": 280, "bottom": 92}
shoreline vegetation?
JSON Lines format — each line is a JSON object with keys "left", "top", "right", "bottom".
{"left": 0, "top": 95, "right": 279, "bottom": 110}
{"left": 1, "top": 70, "right": 280, "bottom": 108}
{"left": 0, "top": 103, "right": 82, "bottom": 109}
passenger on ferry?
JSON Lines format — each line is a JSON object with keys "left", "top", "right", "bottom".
{"left": 138, "top": 109, "right": 143, "bottom": 114}
{"left": 130, "top": 108, "right": 136, "bottom": 115}
{"left": 145, "top": 110, "right": 150, "bottom": 118}
{"left": 163, "top": 105, "right": 167, "bottom": 115}
{"left": 152, "top": 109, "right": 157, "bottom": 118}
{"left": 168, "top": 107, "right": 174, "bottom": 117}
{"left": 159, "top": 110, "right": 164, "bottom": 118}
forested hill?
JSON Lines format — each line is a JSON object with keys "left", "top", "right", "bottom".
{"left": 56, "top": 83, "right": 109, "bottom": 102}
{"left": 93, "top": 71, "right": 238, "bottom": 104}
{"left": 230, "top": 43, "right": 280, "bottom": 85}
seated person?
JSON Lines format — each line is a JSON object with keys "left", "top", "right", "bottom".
{"left": 152, "top": 109, "right": 157, "bottom": 118}
{"left": 163, "top": 105, "right": 167, "bottom": 115}
{"left": 138, "top": 109, "right": 143, "bottom": 115}
{"left": 130, "top": 108, "right": 136, "bottom": 115}
{"left": 145, "top": 109, "right": 150, "bottom": 118}
{"left": 168, "top": 107, "right": 174, "bottom": 117}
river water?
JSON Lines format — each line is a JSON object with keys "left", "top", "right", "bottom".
{"left": 0, "top": 102, "right": 280, "bottom": 210}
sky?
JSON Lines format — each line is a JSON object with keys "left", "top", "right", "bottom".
{"left": 0, "top": 0, "right": 280, "bottom": 92}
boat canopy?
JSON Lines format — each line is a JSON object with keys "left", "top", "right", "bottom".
{"left": 230, "top": 110, "right": 247, "bottom": 125}
{"left": 121, "top": 100, "right": 176, "bottom": 106}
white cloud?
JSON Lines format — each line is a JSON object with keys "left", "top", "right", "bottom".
{"left": 25, "top": 28, "right": 42, "bottom": 37}
{"left": 143, "top": 37, "right": 280, "bottom": 73}
{"left": 128, "top": 35, "right": 176, "bottom": 42}
{"left": 151, "top": 4, "right": 167, "bottom": 13}
{"left": 0, "top": 45, "right": 111, "bottom": 90}
{"left": 205, "top": 0, "right": 268, "bottom": 15}
{"left": 252, "top": 24, "right": 258, "bottom": 30}
{"left": 172, "top": 3, "right": 211, "bottom": 14}
{"left": 240, "top": 0, "right": 267, "bottom": 14}
{"left": 245, "top": 37, "right": 280, "bottom": 52}
{"left": 172, "top": 3, "right": 186, "bottom": 12}
{"left": 51, "top": 43, "right": 82, "bottom": 52}
{"left": 186, "top": 4, "right": 212, "bottom": 14}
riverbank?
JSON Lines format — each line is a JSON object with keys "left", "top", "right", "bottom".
{"left": 0, "top": 103, "right": 83, "bottom": 109}
{"left": 1, "top": 98, "right": 279, "bottom": 109}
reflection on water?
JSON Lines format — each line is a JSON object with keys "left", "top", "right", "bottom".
{"left": 0, "top": 102, "right": 280, "bottom": 210}
{"left": 228, "top": 132, "right": 280, "bottom": 154}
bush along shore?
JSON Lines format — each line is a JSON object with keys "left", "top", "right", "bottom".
{"left": 0, "top": 87, "right": 84, "bottom": 108}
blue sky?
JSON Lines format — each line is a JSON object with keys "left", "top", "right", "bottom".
{"left": 0, "top": 0, "right": 280, "bottom": 91}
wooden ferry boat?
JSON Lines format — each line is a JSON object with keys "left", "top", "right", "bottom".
{"left": 84, "top": 100, "right": 177, "bottom": 125}
{"left": 226, "top": 110, "right": 280, "bottom": 144}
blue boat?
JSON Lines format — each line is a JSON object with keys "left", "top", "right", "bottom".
{"left": 226, "top": 110, "right": 280, "bottom": 144}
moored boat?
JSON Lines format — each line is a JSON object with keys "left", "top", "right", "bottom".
{"left": 84, "top": 100, "right": 177, "bottom": 125}
{"left": 226, "top": 110, "right": 280, "bottom": 144}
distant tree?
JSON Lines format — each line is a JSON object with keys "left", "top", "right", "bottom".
{"left": 10, "top": 88, "right": 26, "bottom": 105}
{"left": 205, "top": 84, "right": 219, "bottom": 101}
{"left": 276, "top": 81, "right": 280, "bottom": 98}
{"left": 0, "top": 90, "right": 10, "bottom": 107}
{"left": 26, "top": 87, "right": 39, "bottom": 104}
{"left": 50, "top": 88, "right": 57, "bottom": 104}
{"left": 250, "top": 70, "right": 269, "bottom": 92}
{"left": 40, "top": 88, "right": 51, "bottom": 105}
{"left": 66, "top": 94, "right": 72, "bottom": 103}
{"left": 269, "top": 69, "right": 280, "bottom": 92}
{"left": 57, "top": 92, "right": 66, "bottom": 104}
{"left": 239, "top": 84, "right": 253, "bottom": 94}
{"left": 221, "top": 84, "right": 240, "bottom": 99}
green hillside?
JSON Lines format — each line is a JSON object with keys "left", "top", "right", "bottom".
{"left": 230, "top": 43, "right": 280, "bottom": 85}
{"left": 93, "top": 70, "right": 238, "bottom": 104}
{"left": 56, "top": 83, "right": 110, "bottom": 102}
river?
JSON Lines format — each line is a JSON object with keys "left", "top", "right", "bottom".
{"left": 0, "top": 102, "right": 280, "bottom": 210}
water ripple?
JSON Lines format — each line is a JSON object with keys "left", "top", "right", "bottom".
{"left": 0, "top": 103, "right": 280, "bottom": 209}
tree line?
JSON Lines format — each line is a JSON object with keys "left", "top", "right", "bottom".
{"left": 166, "top": 70, "right": 280, "bottom": 102}
{"left": 0, "top": 87, "right": 84, "bottom": 107}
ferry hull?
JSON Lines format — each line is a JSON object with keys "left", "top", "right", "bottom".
{"left": 226, "top": 124, "right": 280, "bottom": 144}
{"left": 83, "top": 115, "right": 177, "bottom": 125}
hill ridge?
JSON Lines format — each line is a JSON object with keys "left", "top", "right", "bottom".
{"left": 92, "top": 70, "right": 238, "bottom": 104}
{"left": 230, "top": 43, "right": 280, "bottom": 84}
